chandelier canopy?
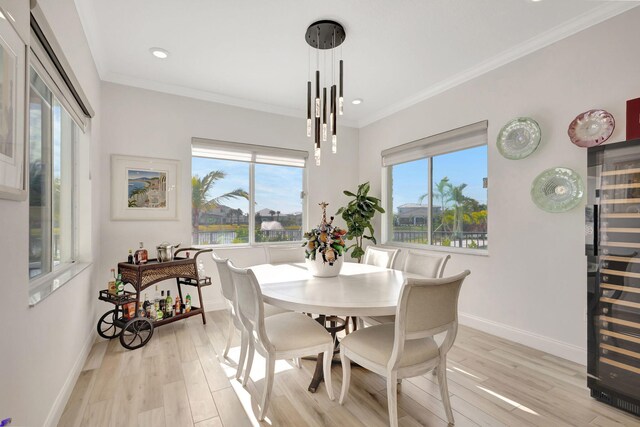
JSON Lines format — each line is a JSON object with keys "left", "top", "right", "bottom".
{"left": 305, "top": 20, "right": 345, "bottom": 166}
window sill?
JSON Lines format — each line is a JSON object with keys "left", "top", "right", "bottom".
{"left": 192, "top": 241, "right": 303, "bottom": 250}
{"left": 29, "top": 262, "right": 92, "bottom": 307}
{"left": 383, "top": 241, "right": 489, "bottom": 257}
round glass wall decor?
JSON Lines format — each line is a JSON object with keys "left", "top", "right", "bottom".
{"left": 568, "top": 109, "right": 615, "bottom": 148}
{"left": 531, "top": 167, "right": 584, "bottom": 213}
{"left": 497, "top": 117, "right": 541, "bottom": 160}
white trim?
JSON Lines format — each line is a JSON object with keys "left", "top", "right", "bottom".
{"left": 384, "top": 241, "right": 489, "bottom": 257}
{"left": 43, "top": 327, "right": 95, "bottom": 427}
{"left": 357, "top": 2, "right": 639, "bottom": 128}
{"left": 458, "top": 311, "right": 587, "bottom": 366}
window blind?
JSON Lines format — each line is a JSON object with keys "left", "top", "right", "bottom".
{"left": 192, "top": 138, "right": 308, "bottom": 168}
{"left": 381, "top": 120, "right": 488, "bottom": 167}
{"left": 30, "top": 6, "right": 95, "bottom": 131}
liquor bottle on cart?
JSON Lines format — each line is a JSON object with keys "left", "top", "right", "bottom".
{"left": 174, "top": 295, "right": 181, "bottom": 315}
{"left": 166, "top": 291, "right": 173, "bottom": 318}
{"left": 115, "top": 274, "right": 124, "bottom": 296}
{"left": 134, "top": 242, "right": 148, "bottom": 264}
{"left": 159, "top": 290, "right": 165, "bottom": 314}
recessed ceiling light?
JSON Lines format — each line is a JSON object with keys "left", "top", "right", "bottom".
{"left": 149, "top": 48, "right": 169, "bottom": 59}
{"left": 352, "top": 98, "right": 363, "bottom": 105}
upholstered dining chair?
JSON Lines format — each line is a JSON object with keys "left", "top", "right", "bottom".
{"left": 361, "top": 251, "right": 451, "bottom": 326}
{"left": 228, "top": 261, "right": 335, "bottom": 420}
{"left": 362, "top": 246, "right": 400, "bottom": 268}
{"left": 266, "top": 245, "right": 305, "bottom": 264}
{"left": 211, "top": 253, "right": 288, "bottom": 382}
{"left": 339, "top": 270, "right": 471, "bottom": 427}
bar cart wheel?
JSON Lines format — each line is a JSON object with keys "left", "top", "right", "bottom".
{"left": 119, "top": 317, "right": 154, "bottom": 350}
{"left": 97, "top": 309, "right": 122, "bottom": 339}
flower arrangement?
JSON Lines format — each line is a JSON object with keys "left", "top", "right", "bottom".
{"left": 303, "top": 202, "right": 347, "bottom": 265}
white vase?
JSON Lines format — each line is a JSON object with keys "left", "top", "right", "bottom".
{"left": 305, "top": 254, "right": 344, "bottom": 277}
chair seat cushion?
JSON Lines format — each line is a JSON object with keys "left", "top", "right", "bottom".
{"left": 341, "top": 323, "right": 439, "bottom": 368}
{"left": 264, "top": 303, "right": 289, "bottom": 317}
{"left": 265, "top": 312, "right": 332, "bottom": 352}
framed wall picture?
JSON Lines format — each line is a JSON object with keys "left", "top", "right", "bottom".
{"left": 111, "top": 155, "right": 180, "bottom": 220}
{"left": 0, "top": 14, "right": 26, "bottom": 201}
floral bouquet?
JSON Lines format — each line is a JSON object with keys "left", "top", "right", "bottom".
{"left": 303, "top": 202, "right": 347, "bottom": 265}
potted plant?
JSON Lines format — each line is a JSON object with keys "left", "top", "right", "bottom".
{"left": 303, "top": 202, "right": 347, "bottom": 277}
{"left": 336, "top": 182, "right": 385, "bottom": 263}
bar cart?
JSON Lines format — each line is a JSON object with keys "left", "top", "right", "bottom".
{"left": 96, "top": 248, "right": 212, "bottom": 350}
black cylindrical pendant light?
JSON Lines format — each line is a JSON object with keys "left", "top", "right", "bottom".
{"left": 315, "top": 70, "right": 320, "bottom": 118}
{"left": 322, "top": 87, "right": 327, "bottom": 141}
{"left": 331, "top": 84, "right": 337, "bottom": 153}
{"left": 307, "top": 81, "right": 312, "bottom": 137}
{"left": 339, "top": 60, "right": 344, "bottom": 116}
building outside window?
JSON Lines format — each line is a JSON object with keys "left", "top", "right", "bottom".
{"left": 383, "top": 121, "right": 488, "bottom": 251}
{"left": 191, "top": 139, "right": 307, "bottom": 246}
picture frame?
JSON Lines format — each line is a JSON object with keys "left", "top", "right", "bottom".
{"left": 0, "top": 15, "right": 27, "bottom": 201}
{"left": 111, "top": 154, "right": 180, "bottom": 221}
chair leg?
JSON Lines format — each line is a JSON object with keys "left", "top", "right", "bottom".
{"left": 242, "top": 339, "right": 255, "bottom": 386}
{"left": 223, "top": 316, "right": 235, "bottom": 359}
{"left": 236, "top": 329, "right": 248, "bottom": 380}
{"left": 387, "top": 372, "right": 399, "bottom": 427}
{"left": 432, "top": 366, "right": 437, "bottom": 376}
{"left": 437, "top": 357, "right": 454, "bottom": 425}
{"left": 323, "top": 348, "right": 335, "bottom": 401}
{"left": 357, "top": 317, "right": 364, "bottom": 330}
{"left": 339, "top": 350, "right": 351, "bottom": 404}
{"left": 258, "top": 355, "right": 276, "bottom": 421}
{"left": 293, "top": 357, "right": 301, "bottom": 368}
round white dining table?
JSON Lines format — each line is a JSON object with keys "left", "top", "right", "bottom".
{"left": 249, "top": 261, "right": 421, "bottom": 317}
{"left": 249, "top": 261, "right": 420, "bottom": 393}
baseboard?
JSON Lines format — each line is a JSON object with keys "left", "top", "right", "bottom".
{"left": 43, "top": 328, "right": 95, "bottom": 427}
{"left": 204, "top": 299, "right": 227, "bottom": 312}
{"left": 459, "top": 312, "right": 587, "bottom": 366}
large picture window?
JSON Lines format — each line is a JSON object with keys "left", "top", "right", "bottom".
{"left": 191, "top": 139, "right": 306, "bottom": 246}
{"left": 384, "top": 121, "right": 488, "bottom": 251}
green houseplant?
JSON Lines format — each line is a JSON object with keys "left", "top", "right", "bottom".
{"left": 336, "top": 182, "right": 385, "bottom": 263}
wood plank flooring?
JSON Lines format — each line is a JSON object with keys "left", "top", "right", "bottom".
{"left": 58, "top": 310, "right": 640, "bottom": 427}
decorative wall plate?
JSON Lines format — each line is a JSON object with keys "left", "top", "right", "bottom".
{"left": 568, "top": 109, "right": 615, "bottom": 147}
{"left": 497, "top": 117, "right": 541, "bottom": 160}
{"left": 531, "top": 167, "right": 584, "bottom": 213}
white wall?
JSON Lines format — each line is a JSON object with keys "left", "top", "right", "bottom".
{"left": 359, "top": 8, "right": 640, "bottom": 364}
{"left": 99, "top": 82, "right": 359, "bottom": 311}
{"left": 0, "top": 0, "right": 102, "bottom": 426}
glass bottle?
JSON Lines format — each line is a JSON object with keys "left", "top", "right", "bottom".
{"left": 127, "top": 249, "right": 134, "bottom": 264}
{"left": 116, "top": 274, "right": 124, "bottom": 296}
{"left": 166, "top": 291, "right": 173, "bottom": 318}
{"left": 134, "top": 242, "right": 148, "bottom": 264}
{"left": 174, "top": 295, "right": 181, "bottom": 316}
{"left": 159, "top": 290, "right": 165, "bottom": 314}
{"left": 185, "top": 293, "right": 192, "bottom": 313}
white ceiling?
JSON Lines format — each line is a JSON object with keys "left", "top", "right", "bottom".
{"left": 74, "top": 0, "right": 637, "bottom": 128}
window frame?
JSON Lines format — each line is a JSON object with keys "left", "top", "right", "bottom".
{"left": 191, "top": 139, "right": 309, "bottom": 247}
{"left": 382, "top": 121, "right": 489, "bottom": 256}
{"left": 28, "top": 65, "right": 80, "bottom": 287}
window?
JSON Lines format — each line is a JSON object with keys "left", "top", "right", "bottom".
{"left": 29, "top": 68, "right": 79, "bottom": 279}
{"left": 191, "top": 138, "right": 307, "bottom": 246}
{"left": 383, "top": 121, "right": 488, "bottom": 251}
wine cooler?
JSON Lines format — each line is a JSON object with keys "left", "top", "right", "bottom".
{"left": 587, "top": 139, "right": 640, "bottom": 416}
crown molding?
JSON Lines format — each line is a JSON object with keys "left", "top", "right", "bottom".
{"left": 102, "top": 72, "right": 359, "bottom": 128}
{"left": 357, "top": 2, "right": 639, "bottom": 128}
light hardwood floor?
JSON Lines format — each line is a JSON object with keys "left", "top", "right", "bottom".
{"left": 58, "top": 310, "right": 640, "bottom": 427}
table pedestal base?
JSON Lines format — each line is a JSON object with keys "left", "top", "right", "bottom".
{"left": 307, "top": 315, "right": 358, "bottom": 393}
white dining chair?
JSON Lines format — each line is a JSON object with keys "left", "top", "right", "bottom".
{"left": 339, "top": 270, "right": 470, "bottom": 427}
{"left": 362, "top": 246, "right": 400, "bottom": 268}
{"left": 361, "top": 251, "right": 451, "bottom": 326}
{"left": 228, "top": 261, "right": 336, "bottom": 420}
{"left": 212, "top": 253, "right": 288, "bottom": 381}
{"left": 266, "top": 245, "right": 305, "bottom": 264}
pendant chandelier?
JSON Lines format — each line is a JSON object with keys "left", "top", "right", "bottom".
{"left": 305, "top": 20, "right": 345, "bottom": 166}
